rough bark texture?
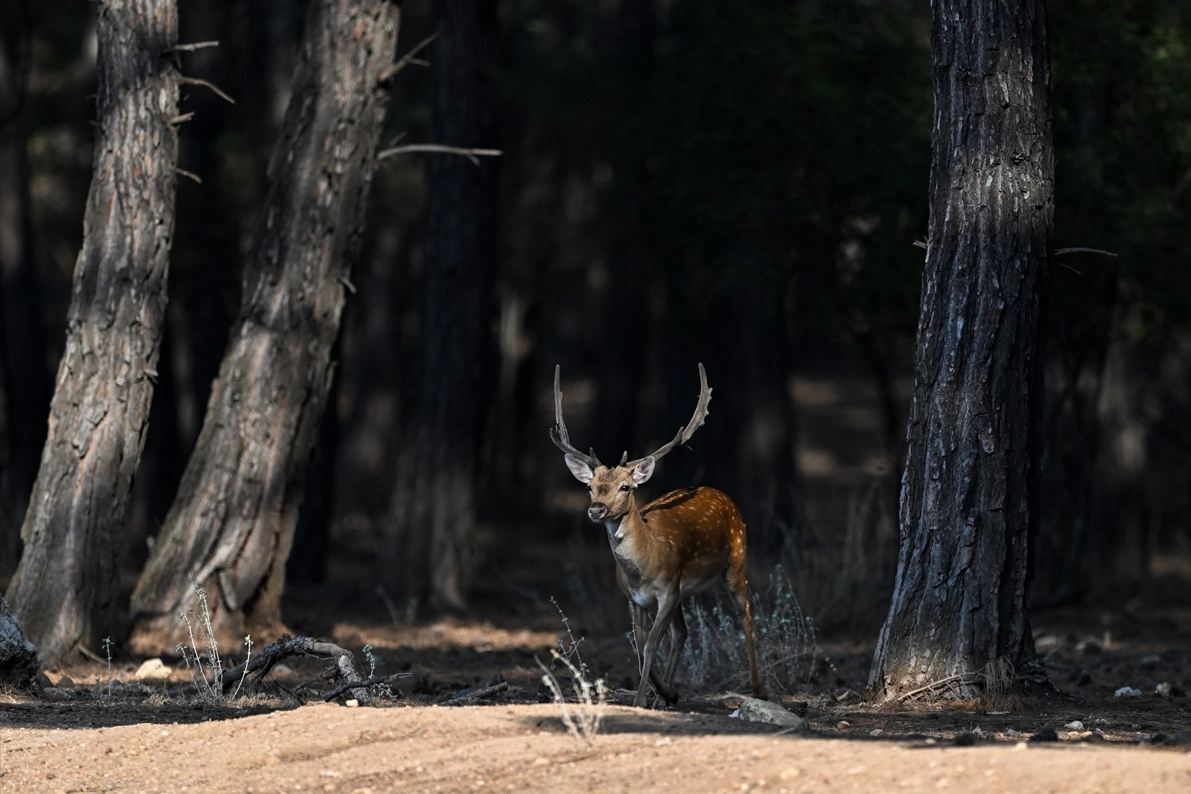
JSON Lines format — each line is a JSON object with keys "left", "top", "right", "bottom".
{"left": 382, "top": 0, "right": 499, "bottom": 611}
{"left": 130, "top": 0, "right": 399, "bottom": 646}
{"left": 5, "top": 0, "right": 179, "bottom": 666}
{"left": 867, "top": 0, "right": 1052, "bottom": 701}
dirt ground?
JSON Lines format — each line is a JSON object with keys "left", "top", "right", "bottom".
{"left": 3, "top": 570, "right": 1190, "bottom": 794}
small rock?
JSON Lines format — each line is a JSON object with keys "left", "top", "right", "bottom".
{"left": 1114, "top": 686, "right": 1142, "bottom": 698}
{"left": 869, "top": 728, "right": 883, "bottom": 737}
{"left": 344, "top": 699, "right": 359, "bottom": 708}
{"left": 1063, "top": 720, "right": 1084, "bottom": 730}
{"left": 1149, "top": 733, "right": 1168, "bottom": 745}
{"left": 1005, "top": 728, "right": 1020, "bottom": 737}
{"left": 779, "top": 768, "right": 801, "bottom": 780}
{"left": 729, "top": 698, "right": 809, "bottom": 730}
{"left": 1013, "top": 741, "right": 1028, "bottom": 751}
{"left": 1155, "top": 682, "right": 1172, "bottom": 697}
{"left": 837, "top": 720, "right": 851, "bottom": 731}
{"left": 1091, "top": 728, "right": 1108, "bottom": 741}
{"left": 1029, "top": 726, "right": 1058, "bottom": 743}
{"left": 134, "top": 658, "right": 173, "bottom": 682}
{"left": 954, "top": 732, "right": 978, "bottom": 746}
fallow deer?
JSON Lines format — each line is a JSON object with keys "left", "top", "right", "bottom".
{"left": 551, "top": 364, "right": 767, "bottom": 708}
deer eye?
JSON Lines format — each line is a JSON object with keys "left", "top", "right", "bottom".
{"left": 619, "top": 483, "right": 631, "bottom": 492}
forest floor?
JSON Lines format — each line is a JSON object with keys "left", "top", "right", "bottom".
{"left": 2, "top": 563, "right": 1190, "bottom": 794}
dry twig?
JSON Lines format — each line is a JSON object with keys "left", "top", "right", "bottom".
{"left": 379, "top": 33, "right": 440, "bottom": 82}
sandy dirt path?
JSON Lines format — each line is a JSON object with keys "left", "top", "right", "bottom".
{"left": 3, "top": 702, "right": 1189, "bottom": 794}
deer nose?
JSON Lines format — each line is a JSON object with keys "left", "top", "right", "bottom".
{"left": 588, "top": 503, "right": 608, "bottom": 521}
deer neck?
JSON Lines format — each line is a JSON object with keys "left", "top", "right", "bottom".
{"left": 604, "top": 500, "right": 648, "bottom": 553}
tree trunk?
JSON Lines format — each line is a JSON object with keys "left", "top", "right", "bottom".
{"left": 0, "top": 6, "right": 52, "bottom": 572}
{"left": 867, "top": 0, "right": 1053, "bottom": 701}
{"left": 130, "top": 0, "right": 400, "bottom": 647}
{"left": 382, "top": 0, "right": 499, "bottom": 612}
{"left": 5, "top": 0, "right": 179, "bottom": 666}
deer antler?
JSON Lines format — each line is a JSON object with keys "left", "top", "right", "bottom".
{"left": 629, "top": 363, "right": 712, "bottom": 467}
{"left": 550, "top": 365, "right": 600, "bottom": 469}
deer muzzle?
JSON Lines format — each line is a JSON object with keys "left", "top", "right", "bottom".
{"left": 587, "top": 502, "right": 608, "bottom": 521}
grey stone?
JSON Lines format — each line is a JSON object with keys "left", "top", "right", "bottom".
{"left": 729, "top": 698, "right": 810, "bottom": 730}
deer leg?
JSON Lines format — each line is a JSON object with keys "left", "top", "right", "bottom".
{"left": 660, "top": 603, "right": 687, "bottom": 696}
{"left": 631, "top": 601, "right": 677, "bottom": 705}
{"left": 728, "top": 566, "right": 767, "bottom": 700}
{"left": 635, "top": 590, "right": 680, "bottom": 708}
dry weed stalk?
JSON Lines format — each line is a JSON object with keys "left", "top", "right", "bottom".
{"left": 539, "top": 649, "right": 608, "bottom": 749}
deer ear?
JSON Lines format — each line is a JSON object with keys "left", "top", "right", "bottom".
{"left": 565, "top": 453, "right": 595, "bottom": 484}
{"left": 631, "top": 456, "right": 656, "bottom": 485}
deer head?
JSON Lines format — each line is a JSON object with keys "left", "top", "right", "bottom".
{"left": 550, "top": 364, "right": 712, "bottom": 522}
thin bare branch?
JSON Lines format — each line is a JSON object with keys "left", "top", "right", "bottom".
{"left": 166, "top": 41, "right": 219, "bottom": 54}
{"left": 376, "top": 144, "right": 502, "bottom": 166}
{"left": 169, "top": 112, "right": 195, "bottom": 126}
{"left": 379, "top": 33, "right": 440, "bottom": 83}
{"left": 1054, "top": 247, "right": 1118, "bottom": 257}
{"left": 180, "top": 76, "right": 236, "bottom": 105}
{"left": 176, "top": 168, "right": 202, "bottom": 185}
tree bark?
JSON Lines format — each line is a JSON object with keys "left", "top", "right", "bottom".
{"left": 382, "top": 0, "right": 499, "bottom": 612}
{"left": 867, "top": 0, "right": 1053, "bottom": 701}
{"left": 5, "top": 0, "right": 179, "bottom": 666}
{"left": 130, "top": 0, "right": 400, "bottom": 647}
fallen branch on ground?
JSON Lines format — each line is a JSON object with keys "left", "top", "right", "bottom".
{"left": 323, "top": 673, "right": 412, "bottom": 702}
{"left": 894, "top": 672, "right": 982, "bottom": 703}
{"left": 172, "top": 635, "right": 377, "bottom": 705}
{"left": 438, "top": 681, "right": 508, "bottom": 706}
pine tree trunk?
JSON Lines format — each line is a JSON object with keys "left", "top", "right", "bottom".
{"left": 5, "top": 0, "right": 179, "bottom": 666}
{"left": 382, "top": 0, "right": 499, "bottom": 612}
{"left": 867, "top": 0, "right": 1053, "bottom": 701}
{"left": 130, "top": 0, "right": 399, "bottom": 647}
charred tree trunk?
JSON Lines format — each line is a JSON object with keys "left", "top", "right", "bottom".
{"left": 867, "top": 0, "right": 1053, "bottom": 701}
{"left": 130, "top": 0, "right": 400, "bottom": 647}
{"left": 382, "top": 0, "right": 499, "bottom": 612}
{"left": 0, "top": 7, "right": 52, "bottom": 571}
{"left": 5, "top": 0, "right": 179, "bottom": 665}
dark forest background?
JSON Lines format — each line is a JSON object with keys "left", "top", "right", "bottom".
{"left": 1, "top": 0, "right": 1189, "bottom": 637}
